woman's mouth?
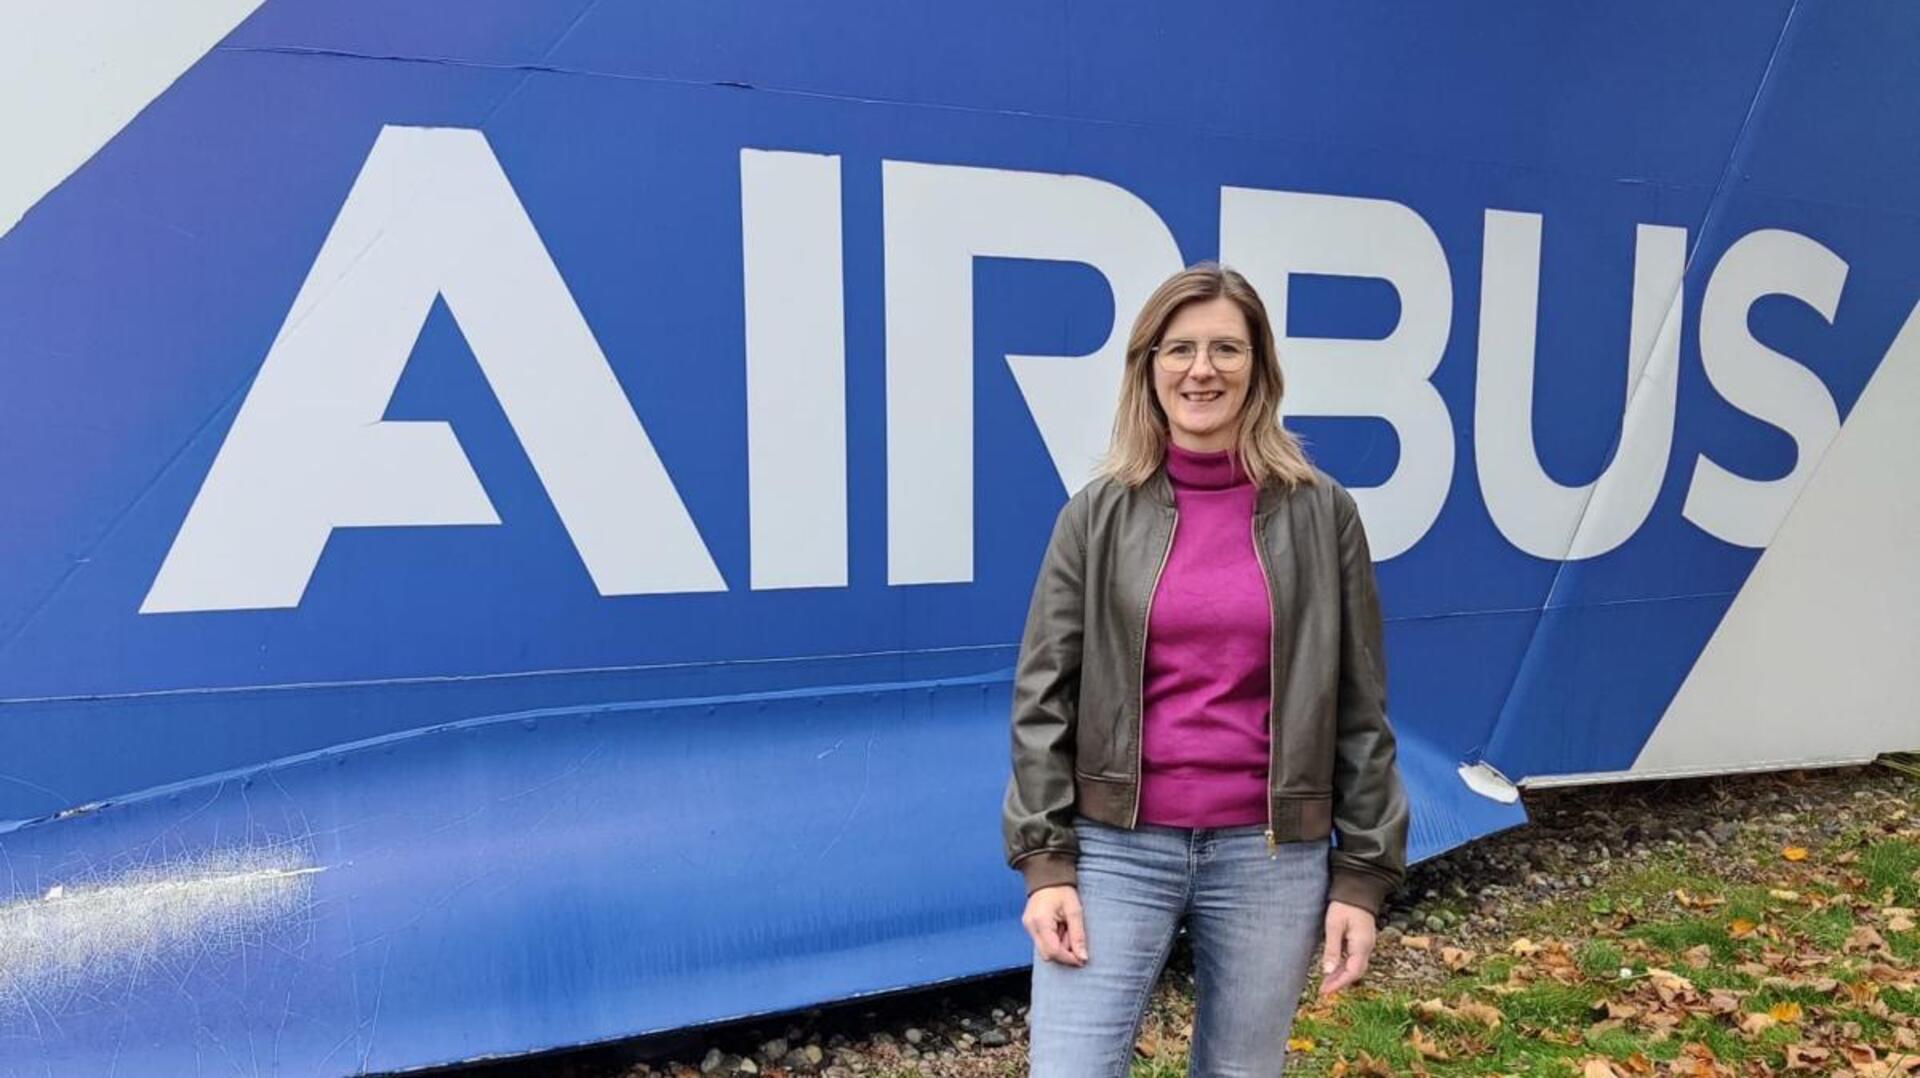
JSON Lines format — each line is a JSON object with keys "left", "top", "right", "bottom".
{"left": 1180, "top": 390, "right": 1224, "bottom": 403}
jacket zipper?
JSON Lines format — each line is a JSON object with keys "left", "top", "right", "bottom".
{"left": 1129, "top": 506, "right": 1178, "bottom": 829}
{"left": 1251, "top": 512, "right": 1279, "bottom": 856}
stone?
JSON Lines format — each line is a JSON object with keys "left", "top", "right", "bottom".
{"left": 979, "top": 1029, "right": 1011, "bottom": 1048}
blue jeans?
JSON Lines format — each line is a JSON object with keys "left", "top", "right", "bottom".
{"left": 1028, "top": 817, "right": 1329, "bottom": 1077}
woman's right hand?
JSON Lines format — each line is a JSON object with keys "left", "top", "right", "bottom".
{"left": 1022, "top": 885, "right": 1088, "bottom": 967}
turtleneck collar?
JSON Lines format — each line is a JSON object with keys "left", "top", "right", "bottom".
{"left": 1165, "top": 441, "right": 1248, "bottom": 491}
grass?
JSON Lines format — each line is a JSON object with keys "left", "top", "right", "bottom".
{"left": 1122, "top": 772, "right": 1920, "bottom": 1077}
{"left": 1864, "top": 838, "right": 1920, "bottom": 906}
{"left": 1630, "top": 916, "right": 1738, "bottom": 961}
{"left": 1500, "top": 983, "right": 1601, "bottom": 1028}
{"left": 1576, "top": 939, "right": 1623, "bottom": 980}
{"left": 1797, "top": 904, "right": 1857, "bottom": 951}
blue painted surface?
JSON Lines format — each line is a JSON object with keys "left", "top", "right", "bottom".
{"left": 0, "top": 679, "right": 1022, "bottom": 1072}
{"left": 1, "top": 1, "right": 1916, "bottom": 1071}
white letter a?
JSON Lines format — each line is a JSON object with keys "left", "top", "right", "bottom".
{"left": 143, "top": 125, "right": 723, "bottom": 613}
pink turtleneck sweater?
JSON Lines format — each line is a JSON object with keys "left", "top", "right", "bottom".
{"left": 1137, "top": 443, "right": 1274, "bottom": 829}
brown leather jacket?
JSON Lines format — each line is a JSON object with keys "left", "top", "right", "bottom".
{"left": 1001, "top": 466, "right": 1409, "bottom": 915}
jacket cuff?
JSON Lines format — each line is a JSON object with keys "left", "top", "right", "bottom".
{"left": 1328, "top": 866, "right": 1393, "bottom": 916}
{"left": 1016, "top": 851, "right": 1078, "bottom": 894}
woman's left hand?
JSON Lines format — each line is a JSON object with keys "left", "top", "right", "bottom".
{"left": 1317, "top": 900, "right": 1377, "bottom": 996}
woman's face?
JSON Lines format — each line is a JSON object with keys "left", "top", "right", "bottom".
{"left": 1152, "top": 296, "right": 1254, "bottom": 453}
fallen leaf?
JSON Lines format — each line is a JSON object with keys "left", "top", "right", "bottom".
{"left": 1455, "top": 998, "right": 1504, "bottom": 1030}
{"left": 1738, "top": 1011, "right": 1778, "bottom": 1034}
{"left": 1785, "top": 1043, "right": 1832, "bottom": 1070}
{"left": 1539, "top": 943, "right": 1581, "bottom": 975}
{"left": 1440, "top": 946, "right": 1475, "bottom": 972}
{"left": 1889, "top": 912, "right": 1916, "bottom": 933}
{"left": 1867, "top": 962, "right": 1920, "bottom": 987}
{"left": 1587, "top": 1018, "right": 1625, "bottom": 1040}
{"left": 1401, "top": 934, "right": 1433, "bottom": 951}
{"left": 1770, "top": 889, "right": 1802, "bottom": 902}
{"left": 1858, "top": 1056, "right": 1920, "bottom": 1078}
{"left": 1848, "top": 925, "right": 1890, "bottom": 954}
{"left": 1683, "top": 943, "right": 1714, "bottom": 969}
{"left": 1646, "top": 967, "right": 1697, "bottom": 1002}
{"left": 1408, "top": 1024, "right": 1449, "bottom": 1061}
{"left": 1539, "top": 1028, "right": 1583, "bottom": 1045}
{"left": 1581, "top": 1059, "right": 1619, "bottom": 1078}
{"left": 1783, "top": 846, "right": 1810, "bottom": 862}
{"left": 1509, "top": 937, "right": 1540, "bottom": 957}
{"left": 1769, "top": 1000, "right": 1804, "bottom": 1023}
{"left": 1643, "top": 1010, "right": 1683, "bottom": 1034}
{"left": 1730, "top": 918, "right": 1759, "bottom": 938}
{"left": 1410, "top": 998, "right": 1455, "bottom": 1023}
{"left": 1675, "top": 1041, "right": 1720, "bottom": 1076}
{"left": 1593, "top": 999, "right": 1641, "bottom": 1020}
{"left": 1286, "top": 1036, "right": 1315, "bottom": 1052}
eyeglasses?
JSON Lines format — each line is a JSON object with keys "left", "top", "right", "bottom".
{"left": 1151, "top": 337, "right": 1252, "bottom": 373}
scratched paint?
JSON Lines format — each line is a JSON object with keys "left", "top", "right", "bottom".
{"left": 0, "top": 844, "right": 320, "bottom": 1015}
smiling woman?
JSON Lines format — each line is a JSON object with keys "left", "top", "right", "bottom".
{"left": 1004, "top": 262, "right": 1410, "bottom": 1076}
{"left": 1152, "top": 297, "right": 1253, "bottom": 453}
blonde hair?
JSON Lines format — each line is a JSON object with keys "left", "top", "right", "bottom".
{"left": 1103, "top": 262, "right": 1317, "bottom": 490}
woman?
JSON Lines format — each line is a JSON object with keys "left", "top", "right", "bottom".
{"left": 1003, "top": 262, "right": 1409, "bottom": 1076}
